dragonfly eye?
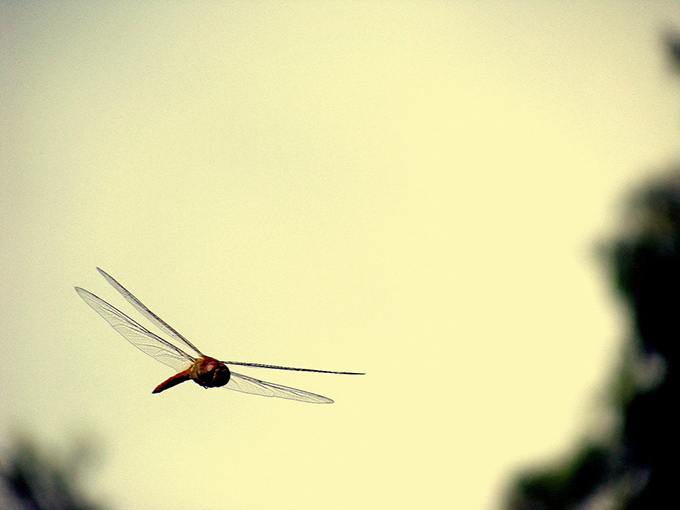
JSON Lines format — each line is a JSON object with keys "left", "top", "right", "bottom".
{"left": 193, "top": 358, "right": 231, "bottom": 388}
{"left": 211, "top": 365, "right": 230, "bottom": 387}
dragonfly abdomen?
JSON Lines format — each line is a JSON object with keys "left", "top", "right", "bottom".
{"left": 153, "top": 370, "right": 192, "bottom": 393}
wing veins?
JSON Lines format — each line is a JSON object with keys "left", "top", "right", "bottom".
{"left": 96, "top": 267, "right": 205, "bottom": 357}
{"left": 223, "top": 361, "right": 364, "bottom": 375}
{"left": 75, "top": 286, "right": 194, "bottom": 371}
{"left": 227, "top": 372, "right": 333, "bottom": 404}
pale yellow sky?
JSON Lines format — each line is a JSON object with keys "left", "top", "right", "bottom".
{"left": 2, "top": 3, "right": 680, "bottom": 510}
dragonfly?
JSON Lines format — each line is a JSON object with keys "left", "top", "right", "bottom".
{"left": 75, "top": 268, "right": 363, "bottom": 403}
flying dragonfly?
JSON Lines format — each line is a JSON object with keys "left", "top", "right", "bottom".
{"left": 75, "top": 268, "right": 364, "bottom": 403}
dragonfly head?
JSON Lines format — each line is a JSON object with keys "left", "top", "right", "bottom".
{"left": 193, "top": 357, "right": 231, "bottom": 388}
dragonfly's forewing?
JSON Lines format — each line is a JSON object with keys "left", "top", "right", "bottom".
{"left": 96, "top": 267, "right": 205, "bottom": 358}
{"left": 227, "top": 372, "right": 334, "bottom": 404}
{"left": 75, "top": 287, "right": 194, "bottom": 372}
{"left": 222, "top": 360, "right": 365, "bottom": 375}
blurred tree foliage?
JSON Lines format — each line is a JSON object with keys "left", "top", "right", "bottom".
{"left": 504, "top": 34, "right": 680, "bottom": 510}
{"left": 0, "top": 430, "right": 104, "bottom": 510}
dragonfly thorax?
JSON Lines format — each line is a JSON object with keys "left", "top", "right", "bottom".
{"left": 191, "top": 357, "right": 231, "bottom": 388}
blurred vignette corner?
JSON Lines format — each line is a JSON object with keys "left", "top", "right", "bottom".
{"left": 503, "top": 31, "right": 680, "bottom": 510}
{"left": 0, "top": 427, "right": 105, "bottom": 510}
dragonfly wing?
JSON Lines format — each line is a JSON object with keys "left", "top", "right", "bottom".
{"left": 96, "top": 268, "right": 205, "bottom": 357}
{"left": 222, "top": 360, "right": 365, "bottom": 375}
{"left": 227, "top": 372, "right": 333, "bottom": 404}
{"left": 75, "top": 287, "right": 194, "bottom": 372}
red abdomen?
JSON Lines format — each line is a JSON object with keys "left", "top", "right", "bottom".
{"left": 152, "top": 369, "right": 191, "bottom": 393}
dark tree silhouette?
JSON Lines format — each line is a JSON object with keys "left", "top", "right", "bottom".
{"left": 0, "top": 431, "right": 105, "bottom": 510}
{"left": 504, "top": 34, "right": 680, "bottom": 510}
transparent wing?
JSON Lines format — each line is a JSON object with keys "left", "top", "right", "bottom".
{"left": 226, "top": 372, "right": 334, "bottom": 404}
{"left": 96, "top": 267, "right": 205, "bottom": 358}
{"left": 222, "top": 360, "right": 365, "bottom": 375}
{"left": 75, "top": 286, "right": 194, "bottom": 372}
